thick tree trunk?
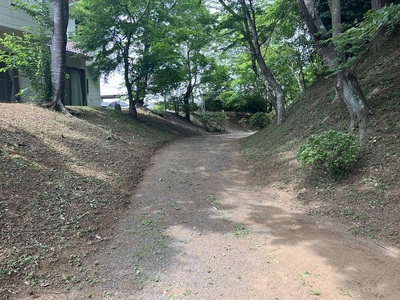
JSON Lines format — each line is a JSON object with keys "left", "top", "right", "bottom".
{"left": 335, "top": 71, "right": 369, "bottom": 137}
{"left": 297, "top": 0, "right": 369, "bottom": 140}
{"left": 47, "top": 0, "right": 70, "bottom": 115}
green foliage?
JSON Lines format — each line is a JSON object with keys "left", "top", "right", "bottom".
{"left": 248, "top": 112, "right": 272, "bottom": 129}
{"left": 196, "top": 112, "right": 227, "bottom": 132}
{"left": 162, "top": 96, "right": 199, "bottom": 116}
{"left": 333, "top": 4, "right": 400, "bottom": 71}
{"left": 296, "top": 130, "right": 362, "bottom": 179}
{"left": 225, "top": 93, "right": 269, "bottom": 113}
{"left": 203, "top": 95, "right": 224, "bottom": 112}
{"left": 151, "top": 102, "right": 166, "bottom": 116}
{"left": 318, "top": 0, "right": 371, "bottom": 31}
{"left": 0, "top": 0, "right": 52, "bottom": 101}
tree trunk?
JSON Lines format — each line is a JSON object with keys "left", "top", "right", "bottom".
{"left": 241, "top": 0, "right": 285, "bottom": 124}
{"left": 371, "top": 0, "right": 391, "bottom": 9}
{"left": 219, "top": 0, "right": 286, "bottom": 124}
{"left": 289, "top": 63, "right": 304, "bottom": 93}
{"left": 335, "top": 71, "right": 369, "bottom": 137}
{"left": 370, "top": 0, "right": 392, "bottom": 50}
{"left": 331, "top": 0, "right": 341, "bottom": 37}
{"left": 123, "top": 37, "right": 137, "bottom": 118}
{"left": 137, "top": 43, "right": 150, "bottom": 107}
{"left": 135, "top": 75, "right": 148, "bottom": 107}
{"left": 297, "top": 0, "right": 369, "bottom": 140}
{"left": 254, "top": 51, "right": 286, "bottom": 124}
{"left": 47, "top": 0, "right": 69, "bottom": 115}
{"left": 183, "top": 81, "right": 193, "bottom": 121}
{"left": 127, "top": 80, "right": 137, "bottom": 117}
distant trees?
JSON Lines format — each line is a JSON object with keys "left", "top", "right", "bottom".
{"left": 217, "top": 0, "right": 286, "bottom": 124}
{"left": 73, "top": 0, "right": 153, "bottom": 118}
{"left": 73, "top": 0, "right": 215, "bottom": 119}
{"left": 2, "top": 0, "right": 397, "bottom": 128}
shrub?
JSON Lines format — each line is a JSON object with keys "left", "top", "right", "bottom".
{"left": 196, "top": 112, "right": 227, "bottom": 132}
{"left": 296, "top": 130, "right": 362, "bottom": 179}
{"left": 151, "top": 102, "right": 165, "bottom": 116}
{"left": 248, "top": 112, "right": 271, "bottom": 128}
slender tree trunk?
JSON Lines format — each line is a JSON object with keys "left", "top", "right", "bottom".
{"left": 297, "top": 0, "right": 369, "bottom": 140}
{"left": 254, "top": 49, "right": 286, "bottom": 124}
{"left": 239, "top": 0, "right": 285, "bottom": 124}
{"left": 123, "top": 37, "right": 137, "bottom": 118}
{"left": 331, "top": 0, "right": 341, "bottom": 37}
{"left": 370, "top": 0, "right": 392, "bottom": 50}
{"left": 126, "top": 77, "right": 137, "bottom": 118}
{"left": 47, "top": 0, "right": 69, "bottom": 115}
{"left": 137, "top": 43, "right": 150, "bottom": 107}
{"left": 289, "top": 63, "right": 304, "bottom": 93}
{"left": 371, "top": 0, "right": 391, "bottom": 9}
{"left": 136, "top": 75, "right": 148, "bottom": 107}
{"left": 183, "top": 81, "right": 193, "bottom": 121}
{"left": 219, "top": 0, "right": 286, "bottom": 124}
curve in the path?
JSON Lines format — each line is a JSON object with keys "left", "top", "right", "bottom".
{"left": 68, "top": 133, "right": 400, "bottom": 300}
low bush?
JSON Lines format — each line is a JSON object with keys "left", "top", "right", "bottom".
{"left": 248, "top": 112, "right": 271, "bottom": 128}
{"left": 196, "top": 112, "right": 227, "bottom": 132}
{"left": 296, "top": 130, "right": 362, "bottom": 179}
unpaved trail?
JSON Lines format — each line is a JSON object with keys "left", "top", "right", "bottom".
{"left": 65, "top": 133, "right": 400, "bottom": 299}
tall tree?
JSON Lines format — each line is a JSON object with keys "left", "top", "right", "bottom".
{"left": 217, "top": 0, "right": 286, "bottom": 124}
{"left": 168, "top": 0, "right": 216, "bottom": 120}
{"left": 46, "top": 0, "right": 70, "bottom": 114}
{"left": 297, "top": 0, "right": 369, "bottom": 140}
{"left": 73, "top": 0, "right": 152, "bottom": 118}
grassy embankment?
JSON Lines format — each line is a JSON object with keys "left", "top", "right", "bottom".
{"left": 243, "top": 33, "right": 400, "bottom": 245}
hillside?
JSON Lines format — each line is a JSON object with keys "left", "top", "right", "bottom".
{"left": 0, "top": 106, "right": 200, "bottom": 297}
{"left": 243, "top": 33, "right": 400, "bottom": 246}
{"left": 0, "top": 33, "right": 399, "bottom": 299}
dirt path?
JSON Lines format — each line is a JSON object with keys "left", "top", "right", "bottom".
{"left": 59, "top": 133, "right": 400, "bottom": 299}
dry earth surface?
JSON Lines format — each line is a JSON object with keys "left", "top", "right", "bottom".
{"left": 24, "top": 132, "right": 400, "bottom": 299}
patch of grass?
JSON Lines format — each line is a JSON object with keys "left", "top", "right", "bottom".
{"left": 298, "top": 270, "right": 321, "bottom": 296}
{"left": 233, "top": 223, "right": 251, "bottom": 237}
{"left": 207, "top": 195, "right": 222, "bottom": 210}
{"left": 171, "top": 201, "right": 182, "bottom": 210}
{"left": 339, "top": 288, "right": 354, "bottom": 298}
{"left": 310, "top": 289, "right": 321, "bottom": 296}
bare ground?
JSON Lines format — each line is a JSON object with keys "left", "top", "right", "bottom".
{"left": 25, "top": 132, "right": 400, "bottom": 299}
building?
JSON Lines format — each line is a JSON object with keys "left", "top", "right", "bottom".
{"left": 0, "top": 0, "right": 101, "bottom": 106}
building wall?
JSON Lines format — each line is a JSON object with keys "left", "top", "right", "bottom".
{"left": 66, "top": 56, "right": 101, "bottom": 107}
{"left": 0, "top": 0, "right": 37, "bottom": 34}
{"left": 0, "top": 0, "right": 102, "bottom": 106}
{"left": 86, "top": 70, "right": 101, "bottom": 107}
